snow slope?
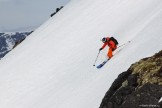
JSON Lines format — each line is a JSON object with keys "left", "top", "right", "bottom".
{"left": 0, "top": 0, "right": 162, "bottom": 108}
{"left": 160, "top": 97, "right": 162, "bottom": 103}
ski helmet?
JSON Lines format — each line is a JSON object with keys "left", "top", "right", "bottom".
{"left": 102, "top": 37, "right": 107, "bottom": 43}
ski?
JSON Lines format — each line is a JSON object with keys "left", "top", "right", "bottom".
{"left": 96, "top": 41, "right": 131, "bottom": 69}
{"left": 96, "top": 48, "right": 122, "bottom": 69}
{"left": 97, "top": 59, "right": 109, "bottom": 69}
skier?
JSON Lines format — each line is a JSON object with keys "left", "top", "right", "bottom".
{"left": 99, "top": 37, "right": 118, "bottom": 59}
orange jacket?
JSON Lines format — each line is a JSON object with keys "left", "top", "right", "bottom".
{"left": 101, "top": 37, "right": 117, "bottom": 49}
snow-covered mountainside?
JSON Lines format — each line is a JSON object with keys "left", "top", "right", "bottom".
{"left": 0, "top": 32, "right": 31, "bottom": 59}
{"left": 0, "top": 0, "right": 162, "bottom": 108}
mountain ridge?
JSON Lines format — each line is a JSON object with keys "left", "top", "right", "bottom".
{"left": 0, "top": 32, "right": 32, "bottom": 59}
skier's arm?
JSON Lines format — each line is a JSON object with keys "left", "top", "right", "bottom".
{"left": 101, "top": 43, "right": 107, "bottom": 49}
{"left": 99, "top": 43, "right": 106, "bottom": 51}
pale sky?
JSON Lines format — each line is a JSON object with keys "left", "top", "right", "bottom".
{"left": 0, "top": 0, "right": 70, "bottom": 32}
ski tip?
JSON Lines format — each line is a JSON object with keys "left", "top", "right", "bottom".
{"left": 96, "top": 65, "right": 102, "bottom": 69}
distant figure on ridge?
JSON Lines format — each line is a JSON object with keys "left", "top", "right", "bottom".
{"left": 99, "top": 37, "right": 118, "bottom": 59}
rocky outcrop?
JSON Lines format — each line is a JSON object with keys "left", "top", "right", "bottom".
{"left": 50, "top": 6, "right": 64, "bottom": 17}
{"left": 0, "top": 31, "right": 32, "bottom": 59}
{"left": 159, "top": 101, "right": 162, "bottom": 108}
{"left": 99, "top": 50, "right": 162, "bottom": 108}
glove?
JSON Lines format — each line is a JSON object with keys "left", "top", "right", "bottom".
{"left": 99, "top": 48, "right": 102, "bottom": 51}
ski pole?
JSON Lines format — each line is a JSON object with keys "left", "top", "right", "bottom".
{"left": 93, "top": 51, "right": 100, "bottom": 66}
{"left": 118, "top": 41, "right": 131, "bottom": 48}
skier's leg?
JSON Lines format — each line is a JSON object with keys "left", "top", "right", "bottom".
{"left": 107, "top": 47, "right": 113, "bottom": 59}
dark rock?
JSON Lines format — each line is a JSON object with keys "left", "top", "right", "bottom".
{"left": 159, "top": 101, "right": 162, "bottom": 108}
{"left": 99, "top": 71, "right": 132, "bottom": 108}
{"left": 100, "top": 83, "right": 162, "bottom": 108}
{"left": 50, "top": 6, "right": 64, "bottom": 17}
{"left": 154, "top": 50, "right": 162, "bottom": 58}
{"left": 99, "top": 50, "right": 162, "bottom": 108}
{"left": 121, "top": 84, "right": 162, "bottom": 108}
{"left": 50, "top": 12, "right": 56, "bottom": 17}
{"left": 110, "top": 86, "right": 135, "bottom": 106}
{"left": 157, "top": 67, "right": 162, "bottom": 77}
{"left": 127, "top": 74, "right": 138, "bottom": 87}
